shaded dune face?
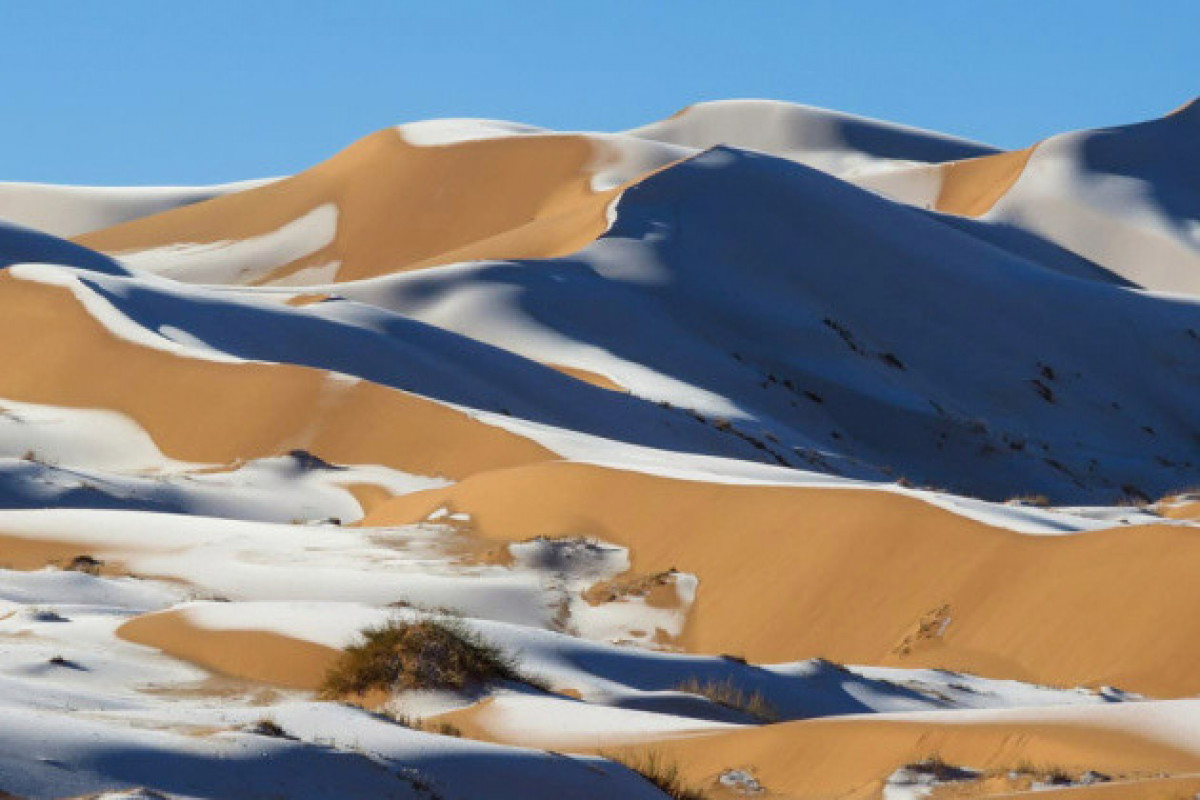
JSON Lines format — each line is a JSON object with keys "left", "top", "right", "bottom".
{"left": 76, "top": 131, "right": 633, "bottom": 284}
{"left": 0, "top": 273, "right": 552, "bottom": 478}
{"left": 367, "top": 462, "right": 1200, "bottom": 697}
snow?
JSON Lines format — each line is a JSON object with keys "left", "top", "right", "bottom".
{"left": 627, "top": 98, "right": 998, "bottom": 175}
{"left": 2, "top": 99, "right": 1199, "bottom": 797}
{"left": 0, "top": 177, "right": 277, "bottom": 238}
{"left": 114, "top": 203, "right": 339, "bottom": 285}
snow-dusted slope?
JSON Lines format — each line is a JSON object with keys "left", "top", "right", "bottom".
{"left": 855, "top": 98, "right": 1200, "bottom": 295}
{"left": 0, "top": 178, "right": 275, "bottom": 238}
{"left": 4, "top": 99, "right": 1200, "bottom": 799}
{"left": 982, "top": 97, "right": 1200, "bottom": 293}
{"left": 339, "top": 146, "right": 1200, "bottom": 502}
{"left": 628, "top": 98, "right": 998, "bottom": 176}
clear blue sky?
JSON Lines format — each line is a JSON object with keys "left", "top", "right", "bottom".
{"left": 2, "top": 1, "right": 1196, "bottom": 185}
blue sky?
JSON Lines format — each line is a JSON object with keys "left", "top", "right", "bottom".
{"left": 1, "top": 1, "right": 1195, "bottom": 184}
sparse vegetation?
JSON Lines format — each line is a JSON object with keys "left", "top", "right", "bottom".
{"left": 899, "top": 753, "right": 979, "bottom": 783}
{"left": 674, "top": 677, "right": 778, "bottom": 723}
{"left": 378, "top": 710, "right": 464, "bottom": 738}
{"left": 607, "top": 750, "right": 712, "bottom": 800}
{"left": 430, "top": 721, "right": 461, "bottom": 737}
{"left": 1011, "top": 759, "right": 1084, "bottom": 785}
{"left": 248, "top": 718, "right": 290, "bottom": 738}
{"left": 319, "top": 618, "right": 537, "bottom": 700}
{"left": 63, "top": 555, "right": 104, "bottom": 575}
{"left": 1006, "top": 494, "right": 1051, "bottom": 507}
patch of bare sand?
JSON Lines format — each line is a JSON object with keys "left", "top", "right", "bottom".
{"left": 118, "top": 609, "right": 338, "bottom": 690}
{"left": 340, "top": 483, "right": 397, "bottom": 518}
{"left": 0, "top": 534, "right": 115, "bottom": 572}
{"left": 933, "top": 146, "right": 1036, "bottom": 216}
{"left": 76, "top": 131, "right": 645, "bottom": 284}
{"left": 363, "top": 462, "right": 1200, "bottom": 696}
{"left": 545, "top": 364, "right": 628, "bottom": 392}
{"left": 1157, "top": 499, "right": 1200, "bottom": 521}
{"left": 0, "top": 273, "right": 551, "bottom": 480}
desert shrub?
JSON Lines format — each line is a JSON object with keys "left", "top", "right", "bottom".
{"left": 320, "top": 618, "right": 531, "bottom": 699}
{"left": 248, "top": 718, "right": 289, "bottom": 738}
{"left": 674, "top": 677, "right": 778, "bottom": 723}
{"left": 903, "top": 754, "right": 956, "bottom": 779}
{"left": 1006, "top": 494, "right": 1051, "bottom": 508}
{"left": 430, "top": 721, "right": 461, "bottom": 737}
{"left": 607, "top": 750, "right": 711, "bottom": 800}
{"left": 64, "top": 555, "right": 104, "bottom": 575}
{"left": 1012, "top": 759, "right": 1078, "bottom": 784}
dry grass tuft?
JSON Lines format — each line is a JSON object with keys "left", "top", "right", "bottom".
{"left": 320, "top": 618, "right": 535, "bottom": 699}
{"left": 674, "top": 676, "right": 778, "bottom": 722}
{"left": 248, "top": 718, "right": 290, "bottom": 738}
{"left": 607, "top": 750, "right": 712, "bottom": 800}
{"left": 1006, "top": 494, "right": 1051, "bottom": 508}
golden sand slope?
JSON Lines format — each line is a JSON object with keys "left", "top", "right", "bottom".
{"left": 0, "top": 534, "right": 126, "bottom": 573}
{"left": 976, "top": 776, "right": 1200, "bottom": 800}
{"left": 933, "top": 146, "right": 1035, "bottom": 216}
{"left": 0, "top": 273, "right": 551, "bottom": 477}
{"left": 365, "top": 462, "right": 1200, "bottom": 696}
{"left": 115, "top": 609, "right": 1200, "bottom": 799}
{"left": 76, "top": 131, "right": 642, "bottom": 284}
{"left": 615, "top": 714, "right": 1200, "bottom": 799}
{"left": 118, "top": 610, "right": 338, "bottom": 690}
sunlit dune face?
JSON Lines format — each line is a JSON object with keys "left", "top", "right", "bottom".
{"left": 118, "top": 610, "right": 338, "bottom": 690}
{"left": 933, "top": 146, "right": 1036, "bottom": 216}
{"left": 365, "top": 461, "right": 1200, "bottom": 696}
{"left": 0, "top": 272, "right": 552, "bottom": 477}
{"left": 76, "top": 131, "right": 637, "bottom": 284}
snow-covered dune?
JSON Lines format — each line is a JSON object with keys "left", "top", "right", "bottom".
{"left": 0, "top": 178, "right": 274, "bottom": 238}
{"left": 339, "top": 145, "right": 1200, "bottom": 502}
{"left": 857, "top": 97, "right": 1200, "bottom": 294}
{"left": 627, "top": 98, "right": 999, "bottom": 176}
{"left": 3, "top": 99, "right": 1200, "bottom": 799}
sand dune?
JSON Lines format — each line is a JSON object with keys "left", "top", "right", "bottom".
{"left": 0, "top": 178, "right": 274, "bottom": 238}
{"left": 859, "top": 97, "right": 1200, "bottom": 293}
{"left": 76, "top": 129, "right": 677, "bottom": 285}
{"left": 616, "top": 710, "right": 1200, "bottom": 798}
{"left": 628, "top": 98, "right": 998, "bottom": 174}
{"left": 339, "top": 144, "right": 1200, "bottom": 503}
{"left": 119, "top": 609, "right": 338, "bottom": 689}
{"left": 5, "top": 98, "right": 1200, "bottom": 799}
{"left": 0, "top": 272, "right": 551, "bottom": 477}
{"left": 366, "top": 462, "right": 1200, "bottom": 696}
